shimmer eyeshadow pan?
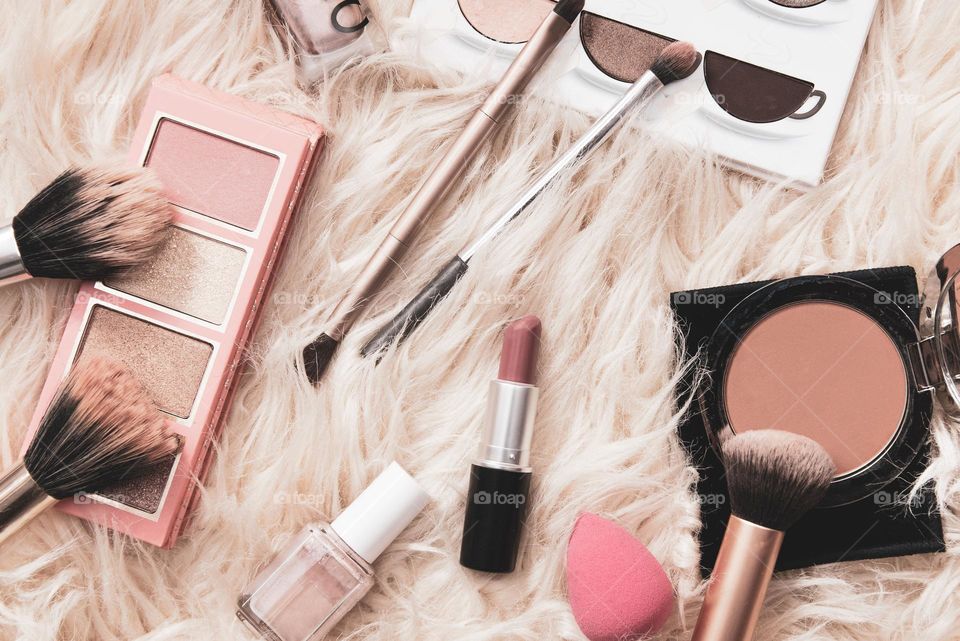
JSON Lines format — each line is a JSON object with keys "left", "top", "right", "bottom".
{"left": 457, "top": 0, "right": 555, "bottom": 44}
{"left": 146, "top": 119, "right": 279, "bottom": 231}
{"left": 76, "top": 306, "right": 212, "bottom": 419}
{"left": 105, "top": 226, "right": 247, "bottom": 325}
{"left": 99, "top": 455, "right": 178, "bottom": 515}
{"left": 579, "top": 11, "right": 674, "bottom": 84}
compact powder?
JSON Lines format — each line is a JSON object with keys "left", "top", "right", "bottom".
{"left": 580, "top": 12, "right": 673, "bottom": 83}
{"left": 146, "top": 119, "right": 279, "bottom": 231}
{"left": 75, "top": 307, "right": 212, "bottom": 419}
{"left": 98, "top": 455, "right": 176, "bottom": 514}
{"left": 457, "top": 0, "right": 555, "bottom": 44}
{"left": 105, "top": 226, "right": 247, "bottom": 325}
{"left": 724, "top": 301, "right": 908, "bottom": 476}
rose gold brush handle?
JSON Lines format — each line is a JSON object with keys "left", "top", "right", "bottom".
{"left": 691, "top": 516, "right": 784, "bottom": 641}
{"left": 313, "top": 9, "right": 576, "bottom": 344}
{"left": 387, "top": 10, "right": 576, "bottom": 249}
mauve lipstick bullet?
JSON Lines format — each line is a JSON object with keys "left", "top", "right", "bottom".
{"left": 460, "top": 315, "right": 542, "bottom": 573}
{"left": 498, "top": 315, "right": 541, "bottom": 385}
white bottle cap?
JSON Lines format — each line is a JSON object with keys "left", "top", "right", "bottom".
{"left": 331, "top": 462, "right": 430, "bottom": 564}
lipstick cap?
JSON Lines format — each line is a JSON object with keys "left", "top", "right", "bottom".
{"left": 331, "top": 462, "right": 430, "bottom": 564}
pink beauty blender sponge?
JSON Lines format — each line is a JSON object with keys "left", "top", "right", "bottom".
{"left": 566, "top": 513, "right": 674, "bottom": 641}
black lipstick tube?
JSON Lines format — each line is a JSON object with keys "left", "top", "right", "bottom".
{"left": 459, "top": 379, "right": 539, "bottom": 573}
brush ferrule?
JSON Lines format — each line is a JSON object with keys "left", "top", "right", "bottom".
{"left": 0, "top": 462, "right": 56, "bottom": 546}
{"left": 691, "top": 516, "right": 784, "bottom": 641}
{"left": 0, "top": 225, "right": 28, "bottom": 286}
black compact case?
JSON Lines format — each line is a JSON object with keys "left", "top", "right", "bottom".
{"left": 672, "top": 266, "right": 945, "bottom": 575}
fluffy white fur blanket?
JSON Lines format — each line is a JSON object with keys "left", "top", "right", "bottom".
{"left": 0, "top": 1, "right": 958, "bottom": 639}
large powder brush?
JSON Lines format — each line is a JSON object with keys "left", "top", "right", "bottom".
{"left": 0, "top": 164, "right": 173, "bottom": 287}
{"left": 0, "top": 358, "right": 180, "bottom": 546}
{"left": 691, "top": 429, "right": 835, "bottom": 641}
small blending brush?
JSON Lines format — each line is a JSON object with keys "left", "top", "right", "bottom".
{"left": 360, "top": 42, "right": 701, "bottom": 360}
{"left": 691, "top": 430, "right": 835, "bottom": 641}
{"left": 0, "top": 164, "right": 173, "bottom": 288}
{"left": 0, "top": 358, "right": 180, "bottom": 546}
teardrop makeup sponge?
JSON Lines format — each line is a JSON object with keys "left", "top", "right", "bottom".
{"left": 566, "top": 513, "right": 674, "bottom": 641}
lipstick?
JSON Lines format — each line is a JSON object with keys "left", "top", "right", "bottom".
{"left": 460, "top": 315, "right": 541, "bottom": 573}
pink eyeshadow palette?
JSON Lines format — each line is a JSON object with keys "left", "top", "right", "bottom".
{"left": 21, "top": 75, "right": 324, "bottom": 547}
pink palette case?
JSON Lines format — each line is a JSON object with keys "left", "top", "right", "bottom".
{"left": 20, "top": 74, "right": 324, "bottom": 547}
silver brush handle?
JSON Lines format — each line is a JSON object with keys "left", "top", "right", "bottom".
{"left": 0, "top": 463, "right": 56, "bottom": 547}
{"left": 0, "top": 225, "right": 28, "bottom": 287}
{"left": 460, "top": 70, "right": 665, "bottom": 261}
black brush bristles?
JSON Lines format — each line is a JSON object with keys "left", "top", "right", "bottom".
{"left": 553, "top": 0, "right": 586, "bottom": 24}
{"left": 650, "top": 42, "right": 701, "bottom": 85}
{"left": 303, "top": 332, "right": 340, "bottom": 385}
{"left": 23, "top": 358, "right": 180, "bottom": 500}
{"left": 722, "top": 429, "right": 835, "bottom": 532}
{"left": 12, "top": 165, "right": 173, "bottom": 281}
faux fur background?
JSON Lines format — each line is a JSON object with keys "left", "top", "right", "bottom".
{"left": 0, "top": 1, "right": 958, "bottom": 639}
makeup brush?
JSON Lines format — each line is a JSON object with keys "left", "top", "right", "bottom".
{"left": 301, "top": 0, "right": 586, "bottom": 384}
{"left": 0, "top": 357, "right": 180, "bottom": 546}
{"left": 360, "top": 41, "right": 701, "bottom": 359}
{"left": 691, "top": 430, "right": 835, "bottom": 641}
{"left": 0, "top": 165, "right": 173, "bottom": 288}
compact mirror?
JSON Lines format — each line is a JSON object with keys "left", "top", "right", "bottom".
{"left": 920, "top": 244, "right": 960, "bottom": 417}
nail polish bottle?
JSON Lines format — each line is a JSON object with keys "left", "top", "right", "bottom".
{"left": 267, "top": 0, "right": 382, "bottom": 83}
{"left": 237, "top": 462, "right": 429, "bottom": 641}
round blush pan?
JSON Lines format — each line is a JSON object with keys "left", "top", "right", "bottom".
{"left": 724, "top": 301, "right": 908, "bottom": 476}
{"left": 457, "top": 0, "right": 555, "bottom": 44}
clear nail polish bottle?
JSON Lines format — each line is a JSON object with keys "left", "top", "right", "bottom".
{"left": 237, "top": 463, "right": 429, "bottom": 641}
{"left": 267, "top": 0, "right": 383, "bottom": 83}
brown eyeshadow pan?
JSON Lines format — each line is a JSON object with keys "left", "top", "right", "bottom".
{"left": 75, "top": 307, "right": 212, "bottom": 419}
{"left": 98, "top": 455, "right": 177, "bottom": 514}
{"left": 579, "top": 11, "right": 674, "bottom": 83}
{"left": 703, "top": 51, "right": 823, "bottom": 124}
{"left": 105, "top": 226, "right": 247, "bottom": 325}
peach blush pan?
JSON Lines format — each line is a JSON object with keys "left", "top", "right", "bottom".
{"left": 724, "top": 302, "right": 908, "bottom": 477}
{"left": 457, "top": 0, "right": 556, "bottom": 44}
{"left": 19, "top": 75, "right": 323, "bottom": 547}
{"left": 698, "top": 262, "right": 960, "bottom": 507}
